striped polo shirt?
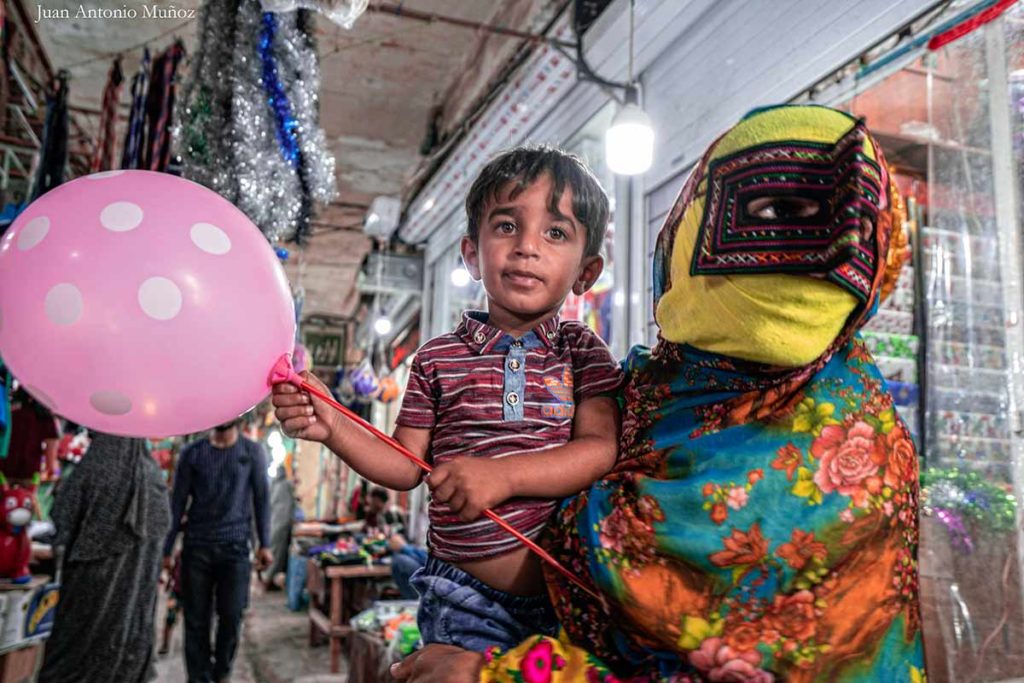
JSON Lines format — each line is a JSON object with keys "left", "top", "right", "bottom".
{"left": 397, "top": 311, "right": 623, "bottom": 562}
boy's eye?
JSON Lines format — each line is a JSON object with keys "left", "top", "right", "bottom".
{"left": 548, "top": 227, "right": 568, "bottom": 241}
{"left": 496, "top": 221, "right": 516, "bottom": 234}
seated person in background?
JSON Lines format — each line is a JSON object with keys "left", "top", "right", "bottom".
{"left": 389, "top": 532, "right": 428, "bottom": 600}
{"left": 363, "top": 485, "right": 406, "bottom": 532}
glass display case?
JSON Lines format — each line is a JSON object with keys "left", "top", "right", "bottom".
{"left": 841, "top": 9, "right": 1024, "bottom": 681}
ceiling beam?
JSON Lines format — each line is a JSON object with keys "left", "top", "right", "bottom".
{"left": 365, "top": 2, "right": 576, "bottom": 50}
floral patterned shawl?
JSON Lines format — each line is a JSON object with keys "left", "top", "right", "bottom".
{"left": 481, "top": 105, "right": 923, "bottom": 682}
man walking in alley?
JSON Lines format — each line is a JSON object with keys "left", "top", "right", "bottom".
{"left": 163, "top": 417, "right": 273, "bottom": 683}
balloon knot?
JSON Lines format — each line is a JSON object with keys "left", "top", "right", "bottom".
{"left": 268, "top": 354, "right": 302, "bottom": 387}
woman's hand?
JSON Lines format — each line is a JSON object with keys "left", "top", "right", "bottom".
{"left": 390, "top": 644, "right": 484, "bottom": 682}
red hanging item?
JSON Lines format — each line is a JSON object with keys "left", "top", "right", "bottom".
{"left": 928, "top": 0, "right": 1017, "bottom": 51}
{"left": 142, "top": 41, "right": 185, "bottom": 172}
{"left": 90, "top": 57, "right": 124, "bottom": 173}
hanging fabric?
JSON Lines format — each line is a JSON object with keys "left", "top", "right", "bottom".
{"left": 0, "top": 4, "right": 10, "bottom": 139}
{"left": 120, "top": 48, "right": 150, "bottom": 169}
{"left": 30, "top": 70, "right": 69, "bottom": 200}
{"left": 141, "top": 40, "right": 185, "bottom": 172}
{"left": 90, "top": 57, "right": 124, "bottom": 173}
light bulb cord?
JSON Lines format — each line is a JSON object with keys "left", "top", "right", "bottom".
{"left": 628, "top": 0, "right": 635, "bottom": 84}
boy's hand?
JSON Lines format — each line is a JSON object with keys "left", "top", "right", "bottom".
{"left": 271, "top": 371, "right": 339, "bottom": 443}
{"left": 427, "top": 457, "right": 512, "bottom": 522}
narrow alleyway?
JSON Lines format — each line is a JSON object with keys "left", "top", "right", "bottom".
{"left": 154, "top": 584, "right": 346, "bottom": 683}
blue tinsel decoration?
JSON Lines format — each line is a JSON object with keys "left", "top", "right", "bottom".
{"left": 259, "top": 12, "right": 301, "bottom": 168}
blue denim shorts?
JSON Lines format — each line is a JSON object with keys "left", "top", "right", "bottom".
{"left": 410, "top": 555, "right": 559, "bottom": 653}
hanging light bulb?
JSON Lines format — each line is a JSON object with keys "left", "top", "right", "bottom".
{"left": 373, "top": 315, "right": 393, "bottom": 336}
{"left": 450, "top": 266, "right": 471, "bottom": 287}
{"left": 606, "top": 86, "right": 654, "bottom": 175}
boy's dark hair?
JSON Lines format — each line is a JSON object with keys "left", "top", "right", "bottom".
{"left": 369, "top": 486, "right": 390, "bottom": 503}
{"left": 464, "top": 145, "right": 610, "bottom": 258}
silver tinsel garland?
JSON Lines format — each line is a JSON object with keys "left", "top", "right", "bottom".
{"left": 232, "top": 0, "right": 304, "bottom": 237}
{"left": 275, "top": 9, "right": 336, "bottom": 206}
{"left": 177, "top": 0, "right": 237, "bottom": 198}
{"left": 176, "top": 0, "right": 337, "bottom": 243}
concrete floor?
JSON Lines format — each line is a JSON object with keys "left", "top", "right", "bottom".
{"left": 154, "top": 582, "right": 348, "bottom": 683}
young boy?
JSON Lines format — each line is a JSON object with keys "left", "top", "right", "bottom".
{"left": 273, "top": 146, "right": 623, "bottom": 652}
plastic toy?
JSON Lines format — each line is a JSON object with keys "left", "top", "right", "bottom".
{"left": 0, "top": 478, "right": 34, "bottom": 583}
{"left": 376, "top": 376, "right": 400, "bottom": 404}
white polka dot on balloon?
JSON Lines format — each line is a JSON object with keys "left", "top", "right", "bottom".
{"left": 45, "top": 283, "right": 83, "bottom": 326}
{"left": 100, "top": 201, "right": 144, "bottom": 232}
{"left": 85, "top": 170, "right": 125, "bottom": 180}
{"left": 89, "top": 390, "right": 132, "bottom": 415}
{"left": 17, "top": 216, "right": 50, "bottom": 251}
{"left": 138, "top": 277, "right": 182, "bottom": 320}
{"left": 190, "top": 222, "right": 232, "bottom": 255}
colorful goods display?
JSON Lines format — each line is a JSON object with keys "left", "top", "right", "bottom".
{"left": 308, "top": 530, "right": 391, "bottom": 567}
{"left": 921, "top": 466, "right": 1016, "bottom": 553}
{"left": 350, "top": 600, "right": 421, "bottom": 657}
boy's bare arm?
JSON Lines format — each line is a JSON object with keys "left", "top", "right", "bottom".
{"left": 428, "top": 396, "right": 620, "bottom": 520}
{"left": 273, "top": 372, "right": 426, "bottom": 491}
{"left": 323, "top": 423, "right": 428, "bottom": 491}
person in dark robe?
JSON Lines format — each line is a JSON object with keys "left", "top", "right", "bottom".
{"left": 263, "top": 464, "right": 295, "bottom": 590}
{"left": 39, "top": 433, "right": 171, "bottom": 683}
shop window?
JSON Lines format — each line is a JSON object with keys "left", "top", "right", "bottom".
{"left": 839, "top": 9, "right": 1024, "bottom": 680}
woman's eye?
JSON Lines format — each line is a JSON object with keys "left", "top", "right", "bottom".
{"left": 747, "top": 196, "right": 820, "bottom": 220}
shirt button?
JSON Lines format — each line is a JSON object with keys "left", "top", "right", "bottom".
{"left": 473, "top": 332, "right": 486, "bottom": 344}
{"left": 508, "top": 359, "right": 521, "bottom": 371}
{"left": 546, "top": 331, "right": 556, "bottom": 341}
{"left": 506, "top": 392, "right": 519, "bottom": 406}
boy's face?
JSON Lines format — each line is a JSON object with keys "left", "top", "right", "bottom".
{"left": 461, "top": 173, "right": 603, "bottom": 331}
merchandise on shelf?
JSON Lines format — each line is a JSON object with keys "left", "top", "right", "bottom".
{"left": 349, "top": 599, "right": 421, "bottom": 657}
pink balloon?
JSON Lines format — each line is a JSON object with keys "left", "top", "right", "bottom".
{"left": 0, "top": 170, "right": 295, "bottom": 437}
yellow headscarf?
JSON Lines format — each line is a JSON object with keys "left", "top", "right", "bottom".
{"left": 655, "top": 106, "right": 885, "bottom": 367}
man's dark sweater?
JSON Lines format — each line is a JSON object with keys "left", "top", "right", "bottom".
{"left": 164, "top": 436, "right": 270, "bottom": 556}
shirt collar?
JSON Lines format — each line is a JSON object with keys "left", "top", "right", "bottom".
{"left": 456, "top": 310, "right": 561, "bottom": 354}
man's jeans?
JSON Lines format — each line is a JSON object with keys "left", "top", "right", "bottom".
{"left": 181, "top": 540, "right": 251, "bottom": 683}
{"left": 391, "top": 545, "right": 428, "bottom": 599}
